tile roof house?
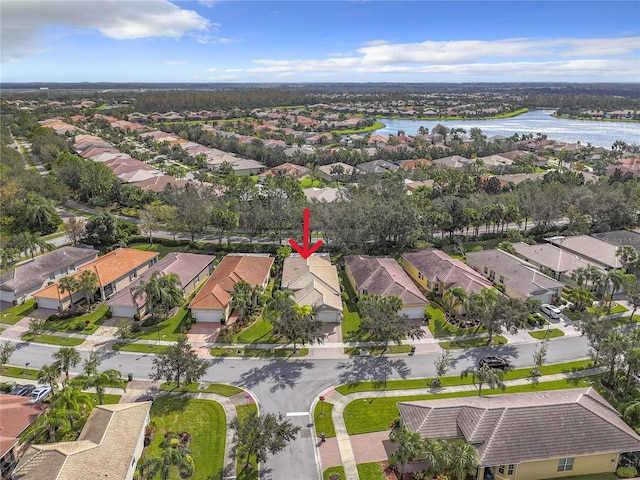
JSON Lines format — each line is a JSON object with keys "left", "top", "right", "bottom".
{"left": 258, "top": 163, "right": 310, "bottom": 181}
{"left": 13, "top": 402, "right": 151, "bottom": 480}
{"left": 281, "top": 254, "right": 343, "bottom": 323}
{"left": 432, "top": 155, "right": 472, "bottom": 169}
{"left": 0, "top": 394, "right": 47, "bottom": 479}
{"left": 0, "top": 246, "right": 98, "bottom": 304}
{"left": 189, "top": 254, "right": 274, "bottom": 323}
{"left": 466, "top": 249, "right": 564, "bottom": 304}
{"left": 591, "top": 230, "right": 640, "bottom": 251}
{"left": 33, "top": 248, "right": 158, "bottom": 311}
{"left": 545, "top": 235, "right": 624, "bottom": 270}
{"left": 318, "top": 162, "right": 356, "bottom": 182}
{"left": 344, "top": 255, "right": 428, "bottom": 318}
{"left": 303, "top": 187, "right": 345, "bottom": 203}
{"left": 402, "top": 249, "right": 494, "bottom": 298}
{"left": 356, "top": 159, "right": 399, "bottom": 174}
{"left": 108, "top": 252, "right": 215, "bottom": 318}
{"left": 511, "top": 242, "right": 602, "bottom": 286}
{"left": 398, "top": 388, "right": 640, "bottom": 480}
{"left": 131, "top": 175, "right": 190, "bottom": 193}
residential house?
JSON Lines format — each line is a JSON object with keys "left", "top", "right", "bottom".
{"left": 477, "top": 154, "right": 514, "bottom": 171}
{"left": 0, "top": 246, "right": 98, "bottom": 304}
{"left": 131, "top": 175, "right": 190, "bottom": 193}
{"left": 189, "top": 254, "right": 274, "bottom": 323}
{"left": 13, "top": 402, "right": 152, "bottom": 480}
{"left": 258, "top": 163, "right": 310, "bottom": 182}
{"left": 318, "top": 162, "right": 356, "bottom": 182}
{"left": 281, "top": 254, "right": 343, "bottom": 323}
{"left": 356, "top": 159, "right": 399, "bottom": 175}
{"left": 432, "top": 155, "right": 472, "bottom": 169}
{"left": 108, "top": 252, "right": 215, "bottom": 318}
{"left": 398, "top": 388, "right": 640, "bottom": 480}
{"left": 304, "top": 187, "right": 345, "bottom": 203}
{"left": 511, "top": 242, "right": 602, "bottom": 285}
{"left": 33, "top": 248, "right": 158, "bottom": 310}
{"left": 344, "top": 255, "right": 428, "bottom": 318}
{"left": 396, "top": 159, "right": 432, "bottom": 170}
{"left": 591, "top": 230, "right": 640, "bottom": 252}
{"left": 466, "top": 249, "right": 564, "bottom": 304}
{"left": 401, "top": 250, "right": 493, "bottom": 298}
{"left": 0, "top": 394, "right": 47, "bottom": 479}
{"left": 545, "top": 235, "right": 624, "bottom": 270}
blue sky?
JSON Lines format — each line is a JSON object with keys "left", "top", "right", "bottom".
{"left": 2, "top": 0, "right": 639, "bottom": 83}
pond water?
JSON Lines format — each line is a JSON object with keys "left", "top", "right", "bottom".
{"left": 375, "top": 110, "right": 640, "bottom": 148}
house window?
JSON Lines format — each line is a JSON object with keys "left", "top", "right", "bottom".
{"left": 499, "top": 275, "right": 504, "bottom": 284}
{"left": 129, "top": 270, "right": 137, "bottom": 281}
{"left": 489, "top": 271, "right": 495, "bottom": 281}
{"left": 49, "top": 272, "right": 56, "bottom": 280}
{"left": 557, "top": 458, "right": 574, "bottom": 472}
{"left": 418, "top": 272, "right": 424, "bottom": 280}
{"left": 195, "top": 274, "right": 200, "bottom": 283}
{"left": 483, "top": 267, "right": 488, "bottom": 274}
{"left": 508, "top": 464, "right": 515, "bottom": 475}
{"left": 498, "top": 466, "right": 505, "bottom": 474}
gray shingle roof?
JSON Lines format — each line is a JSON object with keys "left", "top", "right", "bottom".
{"left": 344, "top": 255, "right": 428, "bottom": 307}
{"left": 512, "top": 242, "right": 599, "bottom": 276}
{"left": 398, "top": 388, "right": 640, "bottom": 467}
{"left": 0, "top": 246, "right": 98, "bottom": 296}
{"left": 546, "top": 235, "right": 623, "bottom": 269}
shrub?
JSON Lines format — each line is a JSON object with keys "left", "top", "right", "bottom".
{"left": 0, "top": 382, "right": 14, "bottom": 393}
{"left": 105, "top": 309, "right": 113, "bottom": 319}
{"left": 71, "top": 321, "right": 85, "bottom": 331}
{"left": 46, "top": 314, "right": 59, "bottom": 322}
{"left": 430, "top": 379, "right": 441, "bottom": 388}
{"left": 133, "top": 313, "right": 141, "bottom": 322}
{"left": 329, "top": 474, "right": 342, "bottom": 480}
{"left": 142, "top": 316, "right": 160, "bottom": 327}
{"left": 131, "top": 322, "right": 142, "bottom": 333}
{"left": 617, "top": 466, "right": 638, "bottom": 478}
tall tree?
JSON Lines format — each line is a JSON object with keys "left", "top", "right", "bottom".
{"left": 76, "top": 270, "right": 99, "bottom": 306}
{"left": 38, "top": 363, "right": 62, "bottom": 392}
{"left": 388, "top": 425, "right": 424, "bottom": 479}
{"left": 231, "top": 280, "right": 253, "bottom": 322}
{"left": 0, "top": 341, "right": 16, "bottom": 373}
{"left": 131, "top": 271, "right": 183, "bottom": 319}
{"left": 228, "top": 411, "right": 301, "bottom": 471}
{"left": 460, "top": 363, "right": 507, "bottom": 396}
{"left": 448, "top": 440, "right": 479, "bottom": 480}
{"left": 149, "top": 335, "right": 210, "bottom": 387}
{"left": 52, "top": 346, "right": 81, "bottom": 380}
{"left": 17, "top": 192, "right": 62, "bottom": 235}
{"left": 137, "top": 433, "right": 195, "bottom": 480}
{"left": 269, "top": 300, "right": 325, "bottom": 352}
{"left": 74, "top": 369, "right": 128, "bottom": 405}
{"left": 10, "top": 231, "right": 50, "bottom": 259}
{"left": 358, "top": 295, "right": 426, "bottom": 348}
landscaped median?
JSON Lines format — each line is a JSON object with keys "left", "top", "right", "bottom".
{"left": 210, "top": 346, "right": 308, "bottom": 357}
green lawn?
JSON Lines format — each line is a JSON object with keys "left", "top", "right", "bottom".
{"left": 233, "top": 318, "right": 286, "bottom": 344}
{"left": 335, "top": 359, "right": 593, "bottom": 394}
{"left": 113, "top": 342, "right": 172, "bottom": 354}
{"left": 87, "top": 393, "right": 121, "bottom": 405}
{"left": 588, "top": 302, "right": 628, "bottom": 315}
{"left": 147, "top": 397, "right": 226, "bottom": 480}
{"left": 129, "top": 242, "right": 202, "bottom": 259}
{"left": 314, "top": 401, "right": 336, "bottom": 438}
{"left": 0, "top": 365, "right": 39, "bottom": 380}
{"left": 356, "top": 462, "right": 386, "bottom": 480}
{"left": 21, "top": 333, "right": 85, "bottom": 346}
{"left": 0, "top": 299, "right": 36, "bottom": 325}
{"left": 160, "top": 382, "right": 244, "bottom": 396}
{"left": 131, "top": 305, "right": 194, "bottom": 342}
{"left": 210, "top": 347, "right": 308, "bottom": 358}
{"left": 529, "top": 328, "right": 565, "bottom": 340}
{"left": 44, "top": 304, "right": 109, "bottom": 334}
{"left": 343, "top": 377, "right": 594, "bottom": 435}
{"left": 323, "top": 466, "right": 345, "bottom": 480}
{"left": 439, "top": 335, "right": 507, "bottom": 349}
{"left": 344, "top": 345, "right": 412, "bottom": 356}
{"left": 300, "top": 178, "right": 321, "bottom": 188}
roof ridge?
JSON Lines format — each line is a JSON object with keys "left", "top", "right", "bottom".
{"left": 480, "top": 406, "right": 507, "bottom": 456}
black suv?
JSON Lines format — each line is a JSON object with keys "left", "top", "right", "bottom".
{"left": 10, "top": 384, "right": 36, "bottom": 396}
{"left": 479, "top": 356, "right": 509, "bottom": 369}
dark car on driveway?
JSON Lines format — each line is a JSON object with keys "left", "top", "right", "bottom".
{"left": 479, "top": 356, "right": 509, "bottom": 369}
{"left": 10, "top": 384, "right": 36, "bottom": 397}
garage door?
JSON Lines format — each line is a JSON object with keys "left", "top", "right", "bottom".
{"left": 0, "top": 290, "right": 16, "bottom": 303}
{"left": 192, "top": 309, "right": 224, "bottom": 323}
{"left": 316, "top": 310, "right": 341, "bottom": 323}
{"left": 36, "top": 297, "right": 60, "bottom": 311}
{"left": 401, "top": 307, "right": 425, "bottom": 319}
{"left": 110, "top": 306, "right": 137, "bottom": 318}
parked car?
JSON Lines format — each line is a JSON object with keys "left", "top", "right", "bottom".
{"left": 541, "top": 303, "right": 562, "bottom": 320}
{"left": 479, "top": 356, "right": 510, "bottom": 369}
{"left": 10, "top": 384, "right": 36, "bottom": 397}
{"left": 29, "top": 386, "right": 52, "bottom": 403}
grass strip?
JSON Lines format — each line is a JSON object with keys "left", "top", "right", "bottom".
{"left": 113, "top": 342, "right": 172, "bottom": 354}
{"left": 356, "top": 462, "right": 386, "bottom": 480}
{"left": 439, "top": 335, "right": 507, "bottom": 349}
{"left": 529, "top": 328, "right": 565, "bottom": 340}
{"left": 160, "top": 382, "right": 243, "bottom": 396}
{"left": 324, "top": 466, "right": 345, "bottom": 480}
{"left": 21, "top": 333, "right": 84, "bottom": 346}
{"left": 344, "top": 345, "right": 412, "bottom": 356}
{"left": 0, "top": 299, "right": 36, "bottom": 325}
{"left": 210, "top": 347, "right": 308, "bottom": 358}
{"left": 313, "top": 401, "right": 336, "bottom": 438}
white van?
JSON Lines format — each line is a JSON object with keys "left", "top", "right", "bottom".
{"left": 541, "top": 303, "right": 562, "bottom": 320}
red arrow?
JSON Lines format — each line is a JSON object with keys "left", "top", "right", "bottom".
{"left": 289, "top": 208, "right": 323, "bottom": 259}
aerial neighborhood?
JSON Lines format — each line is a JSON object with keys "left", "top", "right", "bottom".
{"left": 1, "top": 84, "right": 640, "bottom": 480}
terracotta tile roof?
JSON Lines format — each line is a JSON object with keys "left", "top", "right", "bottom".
{"left": 344, "top": 255, "right": 428, "bottom": 307}
{"left": 402, "top": 249, "right": 493, "bottom": 295}
{"left": 398, "top": 388, "right": 640, "bottom": 467}
{"left": 189, "top": 254, "right": 273, "bottom": 309}
{"left": 13, "top": 402, "right": 151, "bottom": 480}
{"left": 33, "top": 248, "right": 158, "bottom": 300}
{"left": 0, "top": 394, "right": 47, "bottom": 456}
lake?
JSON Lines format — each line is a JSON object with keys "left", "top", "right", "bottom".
{"left": 375, "top": 110, "right": 640, "bottom": 149}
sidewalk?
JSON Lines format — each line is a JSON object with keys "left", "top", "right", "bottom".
{"left": 317, "top": 367, "right": 605, "bottom": 480}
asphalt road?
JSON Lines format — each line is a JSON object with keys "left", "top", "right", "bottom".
{"left": 5, "top": 335, "right": 591, "bottom": 479}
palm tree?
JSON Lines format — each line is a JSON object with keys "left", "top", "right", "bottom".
{"left": 231, "top": 280, "right": 253, "bottom": 322}
{"left": 131, "top": 271, "right": 183, "bottom": 319}
{"left": 448, "top": 440, "right": 479, "bottom": 480}
{"left": 21, "top": 402, "right": 77, "bottom": 443}
{"left": 76, "top": 269, "right": 98, "bottom": 305}
{"left": 617, "top": 245, "right": 639, "bottom": 272}
{"left": 58, "top": 275, "right": 79, "bottom": 309}
{"left": 38, "top": 363, "right": 62, "bottom": 392}
{"left": 21, "top": 193, "right": 61, "bottom": 235}
{"left": 51, "top": 385, "right": 93, "bottom": 429}
{"left": 442, "top": 287, "right": 467, "bottom": 319}
{"left": 53, "top": 346, "right": 81, "bottom": 380}
{"left": 567, "top": 286, "right": 594, "bottom": 312}
{"left": 461, "top": 363, "right": 506, "bottom": 396}
{"left": 421, "top": 438, "right": 450, "bottom": 478}
{"left": 137, "top": 433, "right": 195, "bottom": 480}
{"left": 76, "top": 368, "right": 127, "bottom": 405}
{"left": 389, "top": 425, "right": 424, "bottom": 479}
{"left": 82, "top": 350, "right": 102, "bottom": 376}
{"left": 10, "top": 231, "right": 50, "bottom": 259}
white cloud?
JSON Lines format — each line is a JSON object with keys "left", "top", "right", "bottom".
{"left": 1, "top": 0, "right": 210, "bottom": 63}
{"left": 246, "top": 37, "right": 640, "bottom": 81}
{"left": 165, "top": 61, "right": 187, "bottom": 66}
